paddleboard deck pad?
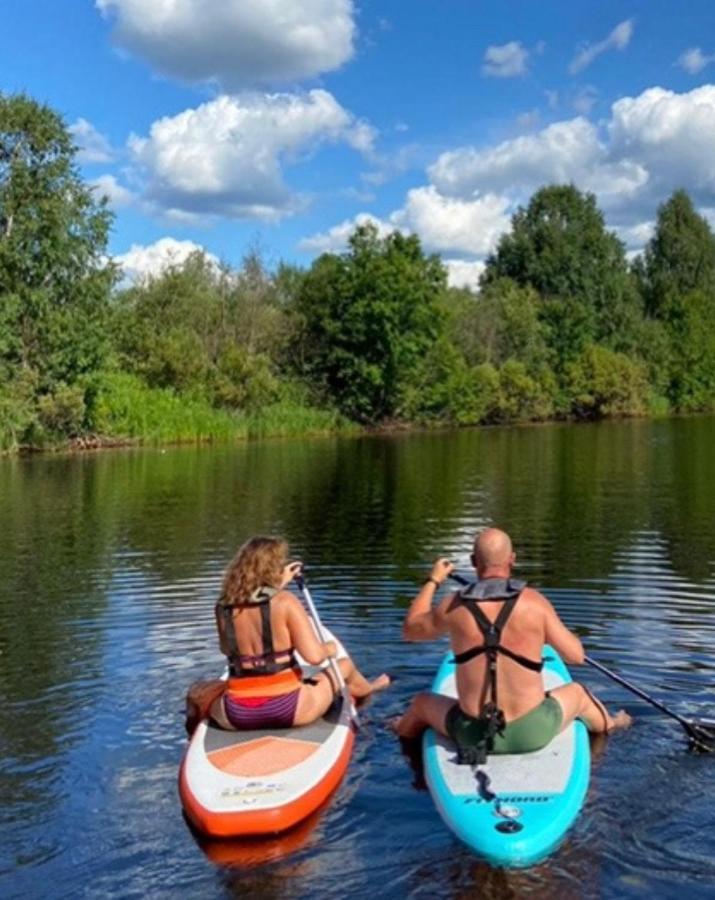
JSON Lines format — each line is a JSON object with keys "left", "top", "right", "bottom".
{"left": 423, "top": 645, "right": 590, "bottom": 867}
{"left": 180, "top": 678, "right": 355, "bottom": 838}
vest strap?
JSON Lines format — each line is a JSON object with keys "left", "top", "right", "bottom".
{"left": 452, "top": 582, "right": 543, "bottom": 760}
{"left": 217, "top": 587, "right": 295, "bottom": 676}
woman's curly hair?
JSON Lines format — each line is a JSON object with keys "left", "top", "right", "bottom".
{"left": 219, "top": 536, "right": 288, "bottom": 605}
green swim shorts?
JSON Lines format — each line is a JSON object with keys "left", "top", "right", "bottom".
{"left": 445, "top": 696, "right": 563, "bottom": 755}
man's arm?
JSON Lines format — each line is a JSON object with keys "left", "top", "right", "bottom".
{"left": 542, "top": 595, "right": 585, "bottom": 664}
{"left": 403, "top": 558, "right": 454, "bottom": 641}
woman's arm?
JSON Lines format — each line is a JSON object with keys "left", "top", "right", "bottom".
{"left": 285, "top": 594, "right": 335, "bottom": 665}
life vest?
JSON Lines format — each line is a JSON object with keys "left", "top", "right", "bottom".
{"left": 453, "top": 578, "right": 543, "bottom": 764}
{"left": 217, "top": 586, "right": 298, "bottom": 677}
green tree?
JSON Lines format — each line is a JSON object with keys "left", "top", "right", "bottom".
{"left": 666, "top": 290, "right": 715, "bottom": 411}
{"left": 449, "top": 278, "right": 550, "bottom": 370}
{"left": 481, "top": 184, "right": 641, "bottom": 356}
{"left": 0, "top": 92, "right": 115, "bottom": 444}
{"left": 295, "top": 224, "right": 447, "bottom": 422}
{"left": 637, "top": 189, "right": 715, "bottom": 320}
{"left": 112, "top": 249, "right": 285, "bottom": 411}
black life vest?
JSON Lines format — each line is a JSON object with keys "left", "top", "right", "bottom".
{"left": 452, "top": 578, "right": 543, "bottom": 764}
{"left": 217, "top": 587, "right": 297, "bottom": 677}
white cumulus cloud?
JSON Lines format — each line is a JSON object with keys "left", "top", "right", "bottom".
{"left": 391, "top": 187, "right": 511, "bottom": 256}
{"left": 608, "top": 85, "right": 715, "bottom": 197}
{"left": 570, "top": 19, "right": 634, "bottom": 75}
{"left": 444, "top": 259, "right": 485, "bottom": 290}
{"left": 428, "top": 117, "right": 647, "bottom": 206}
{"left": 96, "top": 0, "right": 356, "bottom": 90}
{"left": 114, "top": 237, "right": 218, "bottom": 284}
{"left": 89, "top": 174, "right": 135, "bottom": 209}
{"left": 129, "top": 90, "right": 375, "bottom": 221}
{"left": 482, "top": 41, "right": 529, "bottom": 78}
{"left": 677, "top": 47, "right": 715, "bottom": 74}
{"left": 298, "top": 213, "right": 392, "bottom": 253}
{"left": 300, "top": 187, "right": 510, "bottom": 260}
{"left": 69, "top": 118, "right": 114, "bottom": 164}
{"left": 422, "top": 83, "right": 715, "bottom": 247}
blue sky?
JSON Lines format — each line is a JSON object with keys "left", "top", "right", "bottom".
{"left": 3, "top": 1, "right": 715, "bottom": 286}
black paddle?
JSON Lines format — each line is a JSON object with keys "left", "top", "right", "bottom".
{"left": 584, "top": 655, "right": 715, "bottom": 752}
{"left": 446, "top": 571, "right": 715, "bottom": 752}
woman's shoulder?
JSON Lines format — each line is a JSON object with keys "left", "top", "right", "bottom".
{"left": 273, "top": 588, "right": 300, "bottom": 610}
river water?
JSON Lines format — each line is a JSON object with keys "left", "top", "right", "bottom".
{"left": 2, "top": 417, "right": 715, "bottom": 898}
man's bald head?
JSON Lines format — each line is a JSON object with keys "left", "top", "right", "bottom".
{"left": 473, "top": 528, "right": 515, "bottom": 573}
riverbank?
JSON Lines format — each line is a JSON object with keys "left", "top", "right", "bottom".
{"left": 1, "top": 365, "right": 688, "bottom": 458}
{"left": 0, "top": 405, "right": 664, "bottom": 458}
{"left": 1, "top": 372, "right": 359, "bottom": 455}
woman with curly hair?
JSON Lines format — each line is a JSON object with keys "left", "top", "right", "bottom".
{"left": 186, "top": 536, "right": 389, "bottom": 733}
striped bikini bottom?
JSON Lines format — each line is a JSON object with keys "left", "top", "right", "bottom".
{"left": 223, "top": 667, "right": 302, "bottom": 730}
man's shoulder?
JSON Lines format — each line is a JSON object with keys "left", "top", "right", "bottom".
{"left": 519, "top": 585, "right": 550, "bottom": 610}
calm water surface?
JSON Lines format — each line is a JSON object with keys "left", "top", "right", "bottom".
{"left": 2, "top": 417, "right": 715, "bottom": 898}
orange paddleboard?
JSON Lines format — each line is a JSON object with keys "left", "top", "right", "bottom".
{"left": 179, "top": 692, "right": 355, "bottom": 838}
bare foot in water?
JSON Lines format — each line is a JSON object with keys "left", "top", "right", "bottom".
{"left": 609, "top": 710, "right": 633, "bottom": 731}
{"left": 344, "top": 667, "right": 391, "bottom": 699}
{"left": 368, "top": 673, "right": 392, "bottom": 694}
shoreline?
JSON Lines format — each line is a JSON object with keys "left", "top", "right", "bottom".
{"left": 2, "top": 407, "right": 681, "bottom": 458}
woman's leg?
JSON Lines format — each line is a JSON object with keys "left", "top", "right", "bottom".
{"left": 293, "top": 672, "right": 340, "bottom": 726}
{"left": 293, "top": 656, "right": 390, "bottom": 726}
{"left": 208, "top": 692, "right": 234, "bottom": 730}
{"left": 186, "top": 679, "right": 226, "bottom": 734}
{"left": 336, "top": 655, "right": 391, "bottom": 699}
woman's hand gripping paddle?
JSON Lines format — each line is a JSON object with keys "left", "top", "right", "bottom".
{"left": 294, "top": 572, "right": 360, "bottom": 728}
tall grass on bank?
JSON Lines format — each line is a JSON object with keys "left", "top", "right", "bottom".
{"left": 92, "top": 372, "right": 352, "bottom": 446}
{"left": 244, "top": 401, "right": 355, "bottom": 438}
{"left": 93, "top": 373, "right": 243, "bottom": 443}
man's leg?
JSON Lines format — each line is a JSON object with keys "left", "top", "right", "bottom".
{"left": 394, "top": 692, "right": 456, "bottom": 739}
{"left": 550, "top": 682, "right": 631, "bottom": 734}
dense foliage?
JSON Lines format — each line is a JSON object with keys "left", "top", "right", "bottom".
{"left": 0, "top": 93, "right": 115, "bottom": 447}
{"left": 3, "top": 92, "right": 715, "bottom": 451}
{"left": 293, "top": 225, "right": 446, "bottom": 422}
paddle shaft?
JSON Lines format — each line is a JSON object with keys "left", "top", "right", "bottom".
{"left": 446, "top": 571, "right": 702, "bottom": 738}
{"left": 294, "top": 574, "right": 358, "bottom": 724}
{"left": 584, "top": 655, "right": 699, "bottom": 733}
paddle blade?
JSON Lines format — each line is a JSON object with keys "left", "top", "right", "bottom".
{"left": 685, "top": 719, "right": 715, "bottom": 752}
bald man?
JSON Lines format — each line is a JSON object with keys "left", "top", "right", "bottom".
{"left": 395, "top": 528, "right": 630, "bottom": 756}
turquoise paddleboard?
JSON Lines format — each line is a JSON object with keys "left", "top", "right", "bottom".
{"left": 423, "top": 645, "right": 590, "bottom": 867}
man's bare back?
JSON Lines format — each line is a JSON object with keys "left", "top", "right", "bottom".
{"left": 444, "top": 587, "right": 563, "bottom": 719}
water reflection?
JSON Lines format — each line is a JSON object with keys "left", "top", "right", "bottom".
{"left": 1, "top": 417, "right": 715, "bottom": 896}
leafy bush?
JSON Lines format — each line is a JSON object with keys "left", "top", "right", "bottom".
{"left": 497, "top": 360, "right": 555, "bottom": 422}
{"left": 211, "top": 347, "right": 280, "bottom": 411}
{"left": 36, "top": 383, "right": 86, "bottom": 437}
{"left": 564, "top": 345, "right": 649, "bottom": 418}
{"left": 0, "top": 368, "right": 38, "bottom": 450}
